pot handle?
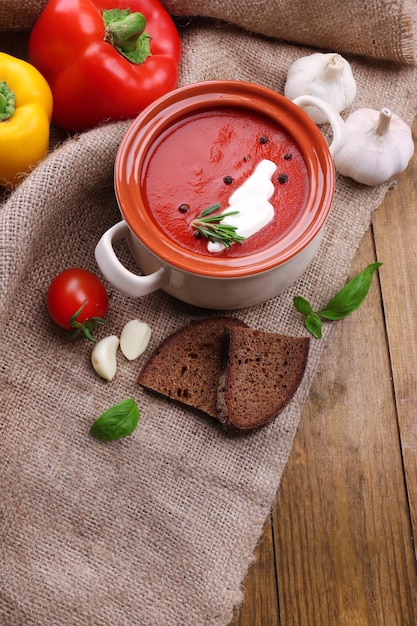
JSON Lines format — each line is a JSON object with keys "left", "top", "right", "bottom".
{"left": 292, "top": 95, "right": 345, "bottom": 157}
{"left": 94, "top": 221, "right": 169, "bottom": 298}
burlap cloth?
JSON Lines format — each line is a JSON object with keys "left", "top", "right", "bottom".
{"left": 1, "top": 2, "right": 417, "bottom": 625}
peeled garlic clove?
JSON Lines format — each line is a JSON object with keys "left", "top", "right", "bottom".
{"left": 284, "top": 52, "right": 357, "bottom": 124}
{"left": 334, "top": 107, "right": 415, "bottom": 186}
{"left": 120, "top": 320, "right": 152, "bottom": 361}
{"left": 91, "top": 335, "right": 119, "bottom": 381}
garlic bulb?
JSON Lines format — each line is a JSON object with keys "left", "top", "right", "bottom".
{"left": 334, "top": 107, "right": 415, "bottom": 186}
{"left": 284, "top": 52, "right": 357, "bottom": 124}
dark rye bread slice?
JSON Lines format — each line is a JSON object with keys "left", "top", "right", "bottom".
{"left": 217, "top": 327, "right": 310, "bottom": 431}
{"left": 137, "top": 317, "right": 248, "bottom": 417}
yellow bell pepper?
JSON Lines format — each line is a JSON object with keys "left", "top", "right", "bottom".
{"left": 0, "top": 52, "right": 53, "bottom": 189}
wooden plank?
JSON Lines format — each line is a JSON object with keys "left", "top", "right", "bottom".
{"left": 230, "top": 127, "right": 417, "bottom": 625}
{"left": 273, "top": 227, "right": 417, "bottom": 624}
{"left": 230, "top": 514, "right": 280, "bottom": 626}
{"left": 372, "top": 125, "right": 417, "bottom": 543}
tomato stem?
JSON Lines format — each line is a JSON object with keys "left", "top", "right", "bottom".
{"left": 0, "top": 81, "right": 15, "bottom": 121}
{"left": 69, "top": 301, "right": 107, "bottom": 342}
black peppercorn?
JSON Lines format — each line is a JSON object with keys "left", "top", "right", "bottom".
{"left": 223, "top": 175, "right": 234, "bottom": 184}
{"left": 278, "top": 173, "right": 288, "bottom": 184}
{"left": 178, "top": 203, "right": 190, "bottom": 213}
{"left": 259, "top": 136, "right": 269, "bottom": 144}
{"left": 284, "top": 152, "right": 292, "bottom": 160}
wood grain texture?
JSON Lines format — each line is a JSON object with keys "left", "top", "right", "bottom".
{"left": 231, "top": 126, "right": 417, "bottom": 626}
{"left": 229, "top": 516, "right": 279, "bottom": 626}
{"left": 372, "top": 130, "right": 417, "bottom": 543}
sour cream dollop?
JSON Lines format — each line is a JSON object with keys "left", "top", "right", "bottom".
{"left": 207, "top": 159, "right": 277, "bottom": 252}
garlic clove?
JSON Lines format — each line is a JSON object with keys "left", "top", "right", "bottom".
{"left": 284, "top": 52, "right": 357, "bottom": 124}
{"left": 120, "top": 319, "right": 152, "bottom": 361}
{"left": 334, "top": 107, "right": 415, "bottom": 186}
{"left": 91, "top": 335, "right": 119, "bottom": 381}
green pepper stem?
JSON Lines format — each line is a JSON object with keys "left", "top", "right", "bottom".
{"left": 103, "top": 9, "right": 151, "bottom": 64}
{"left": 0, "top": 81, "right": 15, "bottom": 121}
{"left": 105, "top": 12, "right": 146, "bottom": 47}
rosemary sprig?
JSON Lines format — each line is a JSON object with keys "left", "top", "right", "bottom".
{"left": 191, "top": 203, "right": 246, "bottom": 249}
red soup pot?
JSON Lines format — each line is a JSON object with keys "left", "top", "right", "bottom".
{"left": 95, "top": 81, "right": 345, "bottom": 310}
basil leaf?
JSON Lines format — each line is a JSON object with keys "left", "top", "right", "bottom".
{"left": 293, "top": 295, "right": 313, "bottom": 316}
{"left": 318, "top": 263, "right": 382, "bottom": 320}
{"left": 293, "top": 262, "right": 383, "bottom": 339}
{"left": 90, "top": 398, "right": 140, "bottom": 442}
{"left": 305, "top": 313, "right": 322, "bottom": 339}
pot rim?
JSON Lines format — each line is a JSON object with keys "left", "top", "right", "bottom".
{"left": 115, "top": 80, "right": 334, "bottom": 278}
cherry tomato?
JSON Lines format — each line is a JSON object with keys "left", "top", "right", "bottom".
{"left": 47, "top": 268, "right": 108, "bottom": 341}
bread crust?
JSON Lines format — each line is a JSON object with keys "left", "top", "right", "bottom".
{"left": 217, "top": 327, "right": 310, "bottom": 430}
{"left": 137, "top": 317, "right": 247, "bottom": 417}
{"left": 138, "top": 318, "right": 309, "bottom": 432}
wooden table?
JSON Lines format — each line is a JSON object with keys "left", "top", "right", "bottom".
{"left": 230, "top": 124, "right": 417, "bottom": 625}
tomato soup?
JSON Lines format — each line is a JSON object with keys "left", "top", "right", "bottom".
{"left": 141, "top": 107, "right": 309, "bottom": 258}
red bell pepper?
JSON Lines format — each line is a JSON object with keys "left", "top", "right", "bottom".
{"left": 28, "top": 0, "right": 181, "bottom": 132}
